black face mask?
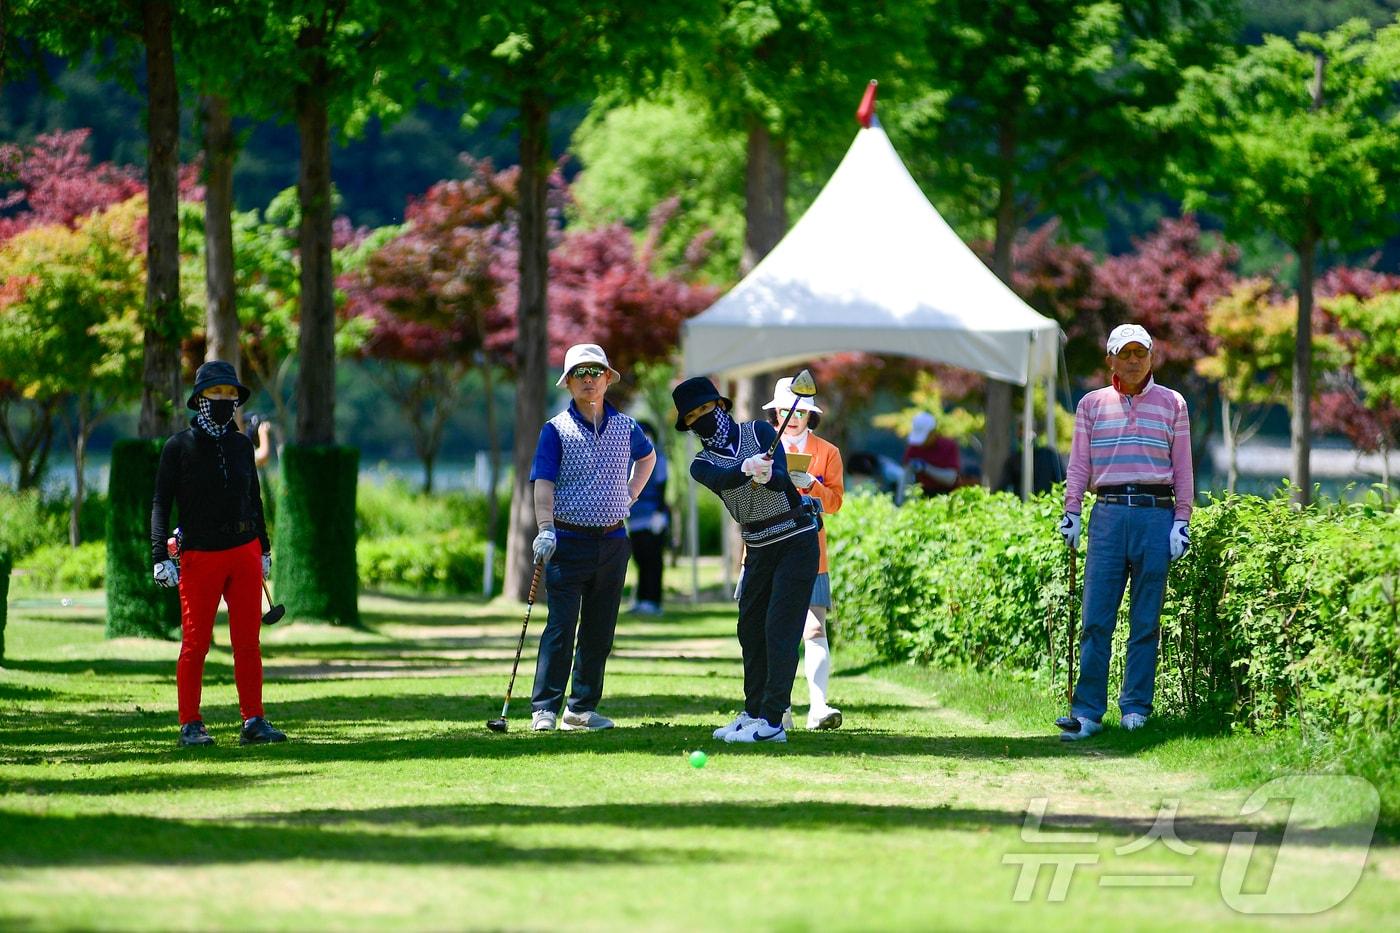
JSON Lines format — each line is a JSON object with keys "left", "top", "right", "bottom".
{"left": 207, "top": 399, "right": 237, "bottom": 426}
{"left": 689, "top": 410, "right": 721, "bottom": 439}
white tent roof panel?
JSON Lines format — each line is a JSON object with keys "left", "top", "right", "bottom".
{"left": 682, "top": 123, "right": 1059, "bottom": 385}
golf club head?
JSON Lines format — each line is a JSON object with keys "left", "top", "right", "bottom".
{"left": 262, "top": 604, "right": 286, "bottom": 625}
{"left": 486, "top": 717, "right": 509, "bottom": 733}
{"left": 788, "top": 368, "right": 816, "bottom": 398}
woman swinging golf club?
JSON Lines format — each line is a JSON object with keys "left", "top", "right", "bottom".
{"left": 151, "top": 360, "right": 286, "bottom": 748}
{"left": 674, "top": 374, "right": 820, "bottom": 744}
{"left": 763, "top": 376, "right": 844, "bottom": 731}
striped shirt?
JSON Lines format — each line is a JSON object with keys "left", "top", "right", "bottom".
{"left": 1064, "top": 377, "right": 1194, "bottom": 521}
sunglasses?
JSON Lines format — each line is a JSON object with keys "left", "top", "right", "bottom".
{"left": 570, "top": 365, "right": 607, "bottom": 380}
{"left": 777, "top": 409, "right": 808, "bottom": 420}
{"left": 1114, "top": 348, "right": 1150, "bottom": 361}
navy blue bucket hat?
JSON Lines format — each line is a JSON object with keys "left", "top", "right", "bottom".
{"left": 672, "top": 376, "right": 732, "bottom": 431}
{"left": 186, "top": 360, "right": 251, "bottom": 410}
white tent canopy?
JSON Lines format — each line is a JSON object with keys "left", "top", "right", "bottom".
{"left": 676, "top": 119, "right": 1063, "bottom": 596}
{"left": 682, "top": 122, "right": 1060, "bottom": 387}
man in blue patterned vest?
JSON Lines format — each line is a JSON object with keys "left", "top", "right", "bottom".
{"left": 528, "top": 344, "right": 656, "bottom": 732}
{"left": 673, "top": 376, "right": 820, "bottom": 744}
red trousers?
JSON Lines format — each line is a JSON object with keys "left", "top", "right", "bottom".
{"left": 177, "top": 538, "right": 264, "bottom": 724}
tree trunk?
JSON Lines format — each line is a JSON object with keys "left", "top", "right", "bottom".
{"left": 1222, "top": 395, "right": 1238, "bottom": 494}
{"left": 483, "top": 356, "right": 500, "bottom": 599}
{"left": 137, "top": 0, "right": 183, "bottom": 439}
{"left": 1292, "top": 232, "right": 1316, "bottom": 507}
{"left": 504, "top": 93, "right": 552, "bottom": 601}
{"left": 741, "top": 116, "right": 787, "bottom": 275}
{"left": 201, "top": 93, "right": 239, "bottom": 373}
{"left": 983, "top": 117, "right": 1018, "bottom": 492}
{"left": 294, "top": 65, "right": 336, "bottom": 445}
{"left": 0, "top": 395, "right": 58, "bottom": 490}
{"left": 69, "top": 396, "right": 90, "bottom": 548}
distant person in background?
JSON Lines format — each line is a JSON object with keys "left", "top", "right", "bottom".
{"left": 244, "top": 412, "right": 275, "bottom": 469}
{"left": 998, "top": 417, "right": 1064, "bottom": 496}
{"left": 902, "top": 411, "right": 960, "bottom": 496}
{"left": 627, "top": 420, "right": 669, "bottom": 616}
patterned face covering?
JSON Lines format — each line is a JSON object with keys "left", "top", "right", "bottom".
{"left": 694, "top": 408, "right": 736, "bottom": 453}
{"left": 195, "top": 396, "right": 238, "bottom": 437}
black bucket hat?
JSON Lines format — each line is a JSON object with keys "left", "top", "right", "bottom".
{"left": 186, "top": 360, "right": 251, "bottom": 410}
{"left": 672, "top": 376, "right": 732, "bottom": 431}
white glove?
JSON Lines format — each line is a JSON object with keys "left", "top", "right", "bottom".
{"left": 1169, "top": 520, "right": 1190, "bottom": 562}
{"left": 532, "top": 527, "right": 557, "bottom": 563}
{"left": 741, "top": 455, "right": 773, "bottom": 484}
{"left": 154, "top": 560, "right": 180, "bottom": 588}
{"left": 1058, "top": 512, "right": 1081, "bottom": 550}
{"left": 789, "top": 470, "right": 814, "bottom": 489}
{"left": 647, "top": 511, "right": 667, "bottom": 535}
{"left": 262, "top": 553, "right": 272, "bottom": 580}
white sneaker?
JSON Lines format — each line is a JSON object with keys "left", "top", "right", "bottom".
{"left": 724, "top": 719, "right": 787, "bottom": 744}
{"left": 1057, "top": 716, "right": 1103, "bottom": 742}
{"left": 1121, "top": 712, "right": 1148, "bottom": 731}
{"left": 560, "top": 708, "right": 614, "bottom": 731}
{"left": 807, "top": 706, "right": 842, "bottom": 731}
{"left": 712, "top": 712, "right": 755, "bottom": 740}
{"left": 781, "top": 707, "right": 794, "bottom": 731}
{"left": 531, "top": 710, "right": 557, "bottom": 732}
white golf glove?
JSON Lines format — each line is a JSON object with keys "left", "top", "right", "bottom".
{"left": 789, "top": 470, "right": 815, "bottom": 489}
{"left": 262, "top": 553, "right": 272, "bottom": 580}
{"left": 532, "top": 526, "right": 557, "bottom": 563}
{"left": 1058, "top": 512, "right": 1082, "bottom": 550}
{"left": 741, "top": 455, "right": 773, "bottom": 484}
{"left": 154, "top": 560, "right": 180, "bottom": 588}
{"left": 1169, "top": 520, "right": 1190, "bottom": 562}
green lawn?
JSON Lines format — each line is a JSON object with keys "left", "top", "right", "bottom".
{"left": 1, "top": 589, "right": 1396, "bottom": 931}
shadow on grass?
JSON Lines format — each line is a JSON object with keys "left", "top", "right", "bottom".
{"left": 0, "top": 810, "right": 723, "bottom": 868}
{"left": 1, "top": 769, "right": 308, "bottom": 797}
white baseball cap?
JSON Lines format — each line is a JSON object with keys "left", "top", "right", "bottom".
{"left": 761, "top": 377, "right": 823, "bottom": 414}
{"left": 1106, "top": 324, "right": 1153, "bottom": 355}
{"left": 556, "top": 344, "right": 621, "bottom": 386}
{"left": 908, "top": 411, "right": 937, "bottom": 445}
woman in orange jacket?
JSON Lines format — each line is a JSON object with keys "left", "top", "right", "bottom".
{"left": 764, "top": 377, "right": 844, "bottom": 730}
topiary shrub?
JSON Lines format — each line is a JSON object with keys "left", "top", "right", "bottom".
{"left": 358, "top": 529, "right": 500, "bottom": 595}
{"left": 105, "top": 439, "right": 181, "bottom": 639}
{"left": 274, "top": 445, "right": 359, "bottom": 626}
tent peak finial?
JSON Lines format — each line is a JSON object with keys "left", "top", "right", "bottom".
{"left": 856, "top": 80, "right": 878, "bottom": 128}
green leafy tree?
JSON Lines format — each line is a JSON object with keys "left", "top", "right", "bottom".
{"left": 1157, "top": 18, "right": 1400, "bottom": 504}
{"left": 450, "top": 1, "right": 706, "bottom": 599}
{"left": 896, "top": 0, "right": 1238, "bottom": 496}
{"left": 0, "top": 197, "right": 157, "bottom": 544}
{"left": 1324, "top": 291, "right": 1400, "bottom": 488}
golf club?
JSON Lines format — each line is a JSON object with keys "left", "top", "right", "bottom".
{"left": 1056, "top": 545, "right": 1081, "bottom": 733}
{"left": 765, "top": 368, "right": 817, "bottom": 457}
{"left": 486, "top": 559, "right": 545, "bottom": 733}
{"left": 261, "top": 580, "right": 285, "bottom": 625}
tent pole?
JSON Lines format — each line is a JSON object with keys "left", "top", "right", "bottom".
{"left": 1022, "top": 338, "right": 1035, "bottom": 499}
{"left": 1045, "top": 342, "right": 1057, "bottom": 452}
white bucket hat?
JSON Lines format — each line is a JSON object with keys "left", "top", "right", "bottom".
{"left": 1106, "top": 324, "right": 1153, "bottom": 355}
{"left": 908, "top": 411, "right": 937, "bottom": 445}
{"left": 556, "top": 343, "right": 621, "bottom": 386}
{"left": 761, "top": 376, "right": 823, "bottom": 414}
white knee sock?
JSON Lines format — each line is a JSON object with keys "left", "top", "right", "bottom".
{"left": 805, "top": 635, "right": 830, "bottom": 711}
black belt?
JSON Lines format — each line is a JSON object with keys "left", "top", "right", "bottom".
{"left": 741, "top": 504, "right": 818, "bottom": 534}
{"left": 555, "top": 519, "right": 625, "bottom": 536}
{"left": 218, "top": 520, "right": 258, "bottom": 534}
{"left": 1098, "top": 484, "right": 1173, "bottom": 496}
{"left": 1098, "top": 494, "right": 1174, "bottom": 509}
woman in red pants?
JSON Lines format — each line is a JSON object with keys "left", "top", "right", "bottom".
{"left": 151, "top": 360, "right": 286, "bottom": 748}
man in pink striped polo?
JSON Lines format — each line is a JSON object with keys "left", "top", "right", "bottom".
{"left": 1056, "top": 324, "right": 1193, "bottom": 741}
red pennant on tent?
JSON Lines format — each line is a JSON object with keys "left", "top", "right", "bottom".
{"left": 855, "top": 80, "right": 878, "bottom": 128}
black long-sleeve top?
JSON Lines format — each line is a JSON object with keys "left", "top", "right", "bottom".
{"left": 150, "top": 425, "right": 270, "bottom": 564}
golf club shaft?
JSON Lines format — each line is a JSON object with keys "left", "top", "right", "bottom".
{"left": 765, "top": 405, "right": 802, "bottom": 457}
{"left": 261, "top": 579, "right": 273, "bottom": 607}
{"left": 499, "top": 560, "right": 544, "bottom": 716}
{"left": 1067, "top": 545, "right": 1077, "bottom": 703}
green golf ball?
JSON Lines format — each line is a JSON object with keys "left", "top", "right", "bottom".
{"left": 689, "top": 749, "right": 708, "bottom": 769}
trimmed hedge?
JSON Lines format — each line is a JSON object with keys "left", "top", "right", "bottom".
{"left": 358, "top": 529, "right": 502, "bottom": 595}
{"left": 14, "top": 541, "right": 106, "bottom": 592}
{"left": 829, "top": 486, "right": 1400, "bottom": 734}
{"left": 1, "top": 550, "right": 10, "bottom": 661}
{"left": 105, "top": 439, "right": 181, "bottom": 639}
{"left": 274, "top": 445, "right": 360, "bottom": 626}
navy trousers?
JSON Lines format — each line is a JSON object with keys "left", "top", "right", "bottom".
{"left": 531, "top": 535, "right": 631, "bottom": 714}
